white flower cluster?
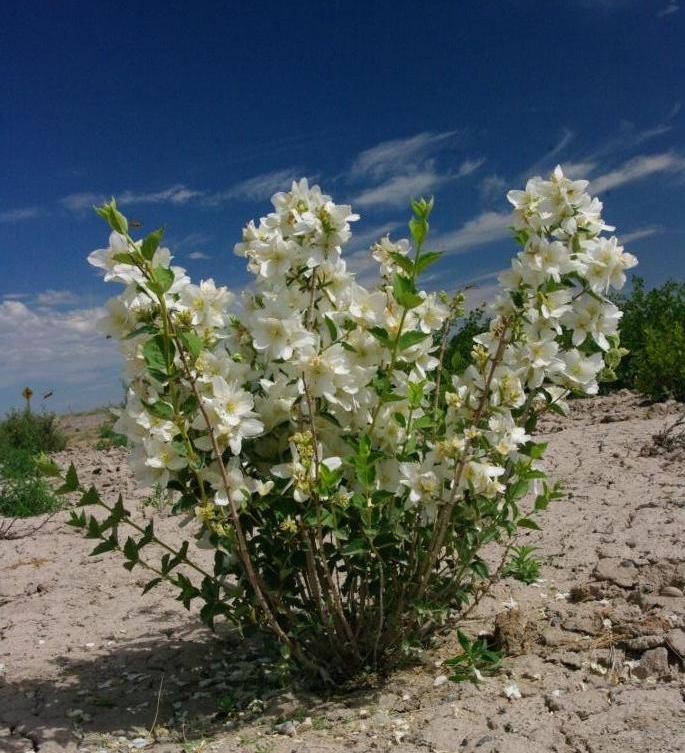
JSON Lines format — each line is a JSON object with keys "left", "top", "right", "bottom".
{"left": 90, "top": 167, "right": 635, "bottom": 528}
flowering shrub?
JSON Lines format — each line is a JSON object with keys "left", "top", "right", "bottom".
{"left": 53, "top": 167, "right": 636, "bottom": 683}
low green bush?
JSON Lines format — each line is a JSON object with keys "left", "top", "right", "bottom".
{"left": 0, "top": 446, "right": 61, "bottom": 517}
{"left": 614, "top": 277, "right": 685, "bottom": 401}
{"left": 96, "top": 420, "right": 128, "bottom": 450}
{"left": 0, "top": 409, "right": 66, "bottom": 454}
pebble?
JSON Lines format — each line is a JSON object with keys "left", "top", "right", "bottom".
{"left": 274, "top": 720, "right": 297, "bottom": 737}
{"left": 433, "top": 674, "right": 448, "bottom": 687}
{"left": 503, "top": 683, "right": 521, "bottom": 700}
{"left": 661, "top": 586, "right": 684, "bottom": 598}
{"left": 633, "top": 647, "right": 670, "bottom": 679}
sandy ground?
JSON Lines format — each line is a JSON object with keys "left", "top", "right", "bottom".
{"left": 1, "top": 391, "right": 684, "bottom": 753}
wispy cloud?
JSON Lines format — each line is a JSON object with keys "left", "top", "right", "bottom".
{"left": 618, "top": 225, "right": 664, "bottom": 245}
{"left": 188, "top": 251, "right": 211, "bottom": 260}
{"left": 60, "top": 192, "right": 105, "bottom": 212}
{"left": 204, "top": 168, "right": 302, "bottom": 205}
{"left": 657, "top": 2, "right": 679, "bottom": 17}
{"left": 118, "top": 184, "right": 203, "bottom": 205}
{"left": 35, "top": 289, "right": 80, "bottom": 306}
{"left": 349, "top": 131, "right": 459, "bottom": 181}
{"left": 434, "top": 210, "right": 511, "bottom": 254}
{"left": 456, "top": 158, "right": 486, "bottom": 178}
{"left": 590, "top": 152, "right": 685, "bottom": 193}
{"left": 62, "top": 184, "right": 203, "bottom": 212}
{"left": 351, "top": 167, "right": 449, "bottom": 209}
{"left": 0, "top": 206, "right": 42, "bottom": 223}
{"left": 479, "top": 174, "right": 507, "bottom": 202}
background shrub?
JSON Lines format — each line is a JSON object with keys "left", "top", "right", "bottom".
{"left": 613, "top": 277, "right": 685, "bottom": 401}
{"left": 0, "top": 445, "right": 61, "bottom": 517}
{"left": 0, "top": 409, "right": 64, "bottom": 517}
{"left": 0, "top": 409, "right": 66, "bottom": 454}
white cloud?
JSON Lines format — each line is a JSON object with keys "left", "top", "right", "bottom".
{"left": 119, "top": 185, "right": 203, "bottom": 205}
{"left": 590, "top": 152, "right": 685, "bottom": 193}
{"left": 0, "top": 301, "right": 120, "bottom": 396}
{"left": 657, "top": 2, "right": 679, "bottom": 17}
{"left": 188, "top": 251, "right": 211, "bottom": 260}
{"left": 456, "top": 158, "right": 485, "bottom": 178}
{"left": 0, "top": 207, "right": 42, "bottom": 223}
{"left": 204, "top": 169, "right": 302, "bottom": 205}
{"left": 349, "top": 131, "right": 459, "bottom": 180}
{"left": 60, "top": 192, "right": 106, "bottom": 212}
{"left": 559, "top": 160, "right": 598, "bottom": 179}
{"left": 434, "top": 210, "right": 511, "bottom": 254}
{"left": 35, "top": 289, "right": 80, "bottom": 306}
{"left": 479, "top": 174, "right": 507, "bottom": 202}
{"left": 618, "top": 225, "right": 663, "bottom": 245}
{"left": 352, "top": 168, "right": 448, "bottom": 209}
{"left": 61, "top": 185, "right": 203, "bottom": 212}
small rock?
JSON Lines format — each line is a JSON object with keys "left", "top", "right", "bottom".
{"left": 661, "top": 586, "right": 684, "bottom": 598}
{"left": 274, "top": 720, "right": 297, "bottom": 737}
{"left": 623, "top": 634, "right": 664, "bottom": 651}
{"left": 557, "top": 651, "right": 583, "bottom": 669}
{"left": 544, "top": 692, "right": 563, "bottom": 712}
{"left": 502, "top": 683, "right": 521, "bottom": 700}
{"left": 433, "top": 674, "right": 448, "bottom": 687}
{"left": 633, "top": 647, "right": 670, "bottom": 679}
{"left": 666, "top": 629, "right": 685, "bottom": 660}
{"left": 594, "top": 558, "right": 636, "bottom": 589}
{"left": 359, "top": 708, "right": 370, "bottom": 718}
{"left": 297, "top": 717, "right": 313, "bottom": 731}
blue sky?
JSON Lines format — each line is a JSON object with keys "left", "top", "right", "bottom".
{"left": 1, "top": 0, "right": 683, "bottom": 413}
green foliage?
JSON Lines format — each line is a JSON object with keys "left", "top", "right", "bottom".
{"left": 0, "top": 446, "right": 62, "bottom": 517}
{"left": 613, "top": 276, "right": 685, "bottom": 401}
{"left": 445, "top": 630, "right": 502, "bottom": 684}
{"left": 96, "top": 420, "right": 128, "bottom": 450}
{"left": 0, "top": 409, "right": 66, "bottom": 454}
{"left": 501, "top": 545, "right": 542, "bottom": 585}
{"left": 444, "top": 305, "right": 489, "bottom": 375}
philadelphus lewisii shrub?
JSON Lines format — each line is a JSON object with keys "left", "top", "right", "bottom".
{"left": 53, "top": 167, "right": 636, "bottom": 683}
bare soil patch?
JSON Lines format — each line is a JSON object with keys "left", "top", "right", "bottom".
{"left": 1, "top": 392, "right": 684, "bottom": 753}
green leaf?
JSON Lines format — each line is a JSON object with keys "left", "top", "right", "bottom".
{"left": 179, "top": 330, "right": 203, "bottom": 358}
{"left": 90, "top": 538, "right": 117, "bottom": 556}
{"left": 388, "top": 251, "right": 414, "bottom": 275}
{"left": 143, "top": 334, "right": 175, "bottom": 376}
{"left": 415, "top": 250, "right": 443, "bottom": 274}
{"left": 79, "top": 485, "right": 100, "bottom": 506}
{"left": 142, "top": 577, "right": 163, "bottom": 594}
{"left": 369, "top": 326, "right": 390, "bottom": 345}
{"left": 143, "top": 400, "right": 175, "bottom": 420}
{"left": 141, "top": 227, "right": 164, "bottom": 261}
{"left": 35, "top": 454, "right": 61, "bottom": 477}
{"left": 150, "top": 266, "right": 174, "bottom": 294}
{"left": 392, "top": 275, "right": 423, "bottom": 309}
{"left": 323, "top": 315, "right": 338, "bottom": 342}
{"left": 397, "top": 330, "right": 430, "bottom": 350}
{"left": 123, "top": 536, "right": 139, "bottom": 562}
{"left": 95, "top": 199, "right": 128, "bottom": 235}
{"left": 57, "top": 463, "right": 79, "bottom": 494}
{"left": 111, "top": 252, "right": 137, "bottom": 266}
{"left": 517, "top": 517, "right": 541, "bottom": 531}
{"left": 409, "top": 216, "right": 427, "bottom": 247}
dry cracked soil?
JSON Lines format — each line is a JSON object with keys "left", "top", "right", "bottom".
{"left": 1, "top": 391, "right": 684, "bottom": 753}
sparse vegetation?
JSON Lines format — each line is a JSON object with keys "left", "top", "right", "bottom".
{"left": 444, "top": 630, "right": 502, "bottom": 684}
{"left": 0, "top": 408, "right": 66, "bottom": 454}
{"left": 0, "top": 445, "right": 61, "bottom": 517}
{"left": 96, "top": 419, "right": 128, "bottom": 450}
{"left": 0, "top": 407, "right": 64, "bottom": 518}
{"left": 501, "top": 544, "right": 542, "bottom": 585}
